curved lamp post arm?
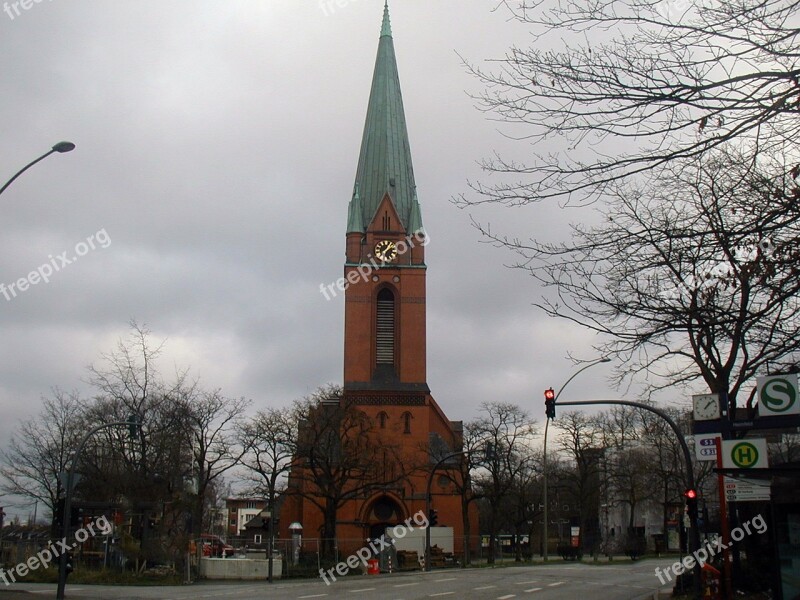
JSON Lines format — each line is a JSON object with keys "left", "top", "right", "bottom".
{"left": 425, "top": 450, "right": 473, "bottom": 572}
{"left": 553, "top": 358, "right": 611, "bottom": 403}
{"left": 0, "top": 142, "right": 75, "bottom": 197}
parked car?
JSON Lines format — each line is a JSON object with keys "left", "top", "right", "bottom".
{"left": 200, "top": 534, "right": 235, "bottom": 558}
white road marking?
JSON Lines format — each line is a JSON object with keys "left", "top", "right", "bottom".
{"left": 394, "top": 582, "right": 420, "bottom": 587}
{"left": 474, "top": 586, "right": 496, "bottom": 590}
{"left": 525, "top": 588, "right": 543, "bottom": 593}
{"left": 429, "top": 593, "right": 455, "bottom": 597}
{"left": 498, "top": 595, "right": 517, "bottom": 599}
{"left": 351, "top": 589, "right": 376, "bottom": 593}
{"left": 548, "top": 581, "right": 565, "bottom": 587}
{"left": 434, "top": 578, "right": 457, "bottom": 582}
{"left": 298, "top": 595, "right": 328, "bottom": 599}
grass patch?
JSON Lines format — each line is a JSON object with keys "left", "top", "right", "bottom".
{"left": 9, "top": 566, "right": 182, "bottom": 586}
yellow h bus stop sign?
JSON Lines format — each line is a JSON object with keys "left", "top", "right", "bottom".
{"left": 721, "top": 439, "right": 769, "bottom": 469}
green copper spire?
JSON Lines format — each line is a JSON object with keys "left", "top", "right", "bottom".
{"left": 380, "top": 0, "right": 392, "bottom": 37}
{"left": 348, "top": 1, "right": 423, "bottom": 234}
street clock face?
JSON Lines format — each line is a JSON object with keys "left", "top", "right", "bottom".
{"left": 693, "top": 394, "right": 721, "bottom": 421}
{"left": 374, "top": 240, "right": 398, "bottom": 262}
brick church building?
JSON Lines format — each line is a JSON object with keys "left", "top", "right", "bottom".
{"left": 280, "top": 3, "right": 477, "bottom": 557}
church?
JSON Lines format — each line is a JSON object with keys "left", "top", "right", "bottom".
{"left": 280, "top": 3, "right": 477, "bottom": 559}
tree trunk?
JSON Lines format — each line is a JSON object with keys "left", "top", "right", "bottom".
{"left": 321, "top": 501, "right": 338, "bottom": 559}
{"left": 461, "top": 492, "right": 472, "bottom": 565}
{"left": 488, "top": 505, "right": 497, "bottom": 564}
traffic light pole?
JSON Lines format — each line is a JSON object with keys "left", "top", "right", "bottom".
{"left": 57, "top": 420, "right": 134, "bottom": 600}
{"left": 556, "top": 399, "right": 702, "bottom": 599}
{"left": 714, "top": 437, "right": 733, "bottom": 596}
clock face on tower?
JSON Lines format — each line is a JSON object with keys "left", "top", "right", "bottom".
{"left": 374, "top": 240, "right": 398, "bottom": 262}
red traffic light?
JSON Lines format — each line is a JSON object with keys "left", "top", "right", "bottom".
{"left": 684, "top": 489, "right": 698, "bottom": 500}
{"left": 544, "top": 388, "right": 555, "bottom": 401}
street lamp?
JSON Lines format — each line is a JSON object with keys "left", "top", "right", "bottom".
{"left": 541, "top": 357, "right": 610, "bottom": 561}
{"left": 425, "top": 450, "right": 472, "bottom": 572}
{"left": 56, "top": 417, "right": 135, "bottom": 600}
{"left": 0, "top": 141, "right": 76, "bottom": 197}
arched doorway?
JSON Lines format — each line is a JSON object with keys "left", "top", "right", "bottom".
{"left": 364, "top": 495, "right": 405, "bottom": 540}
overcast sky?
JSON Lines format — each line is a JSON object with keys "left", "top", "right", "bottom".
{"left": 0, "top": 0, "right": 637, "bottom": 511}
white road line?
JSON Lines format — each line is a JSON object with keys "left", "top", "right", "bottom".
{"left": 498, "top": 595, "right": 517, "bottom": 599}
{"left": 525, "top": 589, "right": 542, "bottom": 593}
{"left": 474, "top": 585, "right": 496, "bottom": 590}
{"left": 548, "top": 582, "right": 565, "bottom": 587}
{"left": 434, "top": 577, "right": 457, "bottom": 582}
{"left": 298, "top": 595, "right": 328, "bottom": 599}
{"left": 394, "top": 582, "right": 420, "bottom": 587}
{"left": 429, "top": 593, "right": 455, "bottom": 597}
{"left": 350, "top": 589, "right": 376, "bottom": 593}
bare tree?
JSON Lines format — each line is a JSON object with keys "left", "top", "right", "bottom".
{"left": 597, "top": 406, "right": 659, "bottom": 539}
{"left": 239, "top": 406, "right": 295, "bottom": 522}
{"left": 459, "top": 0, "right": 800, "bottom": 205}
{"left": 0, "top": 389, "right": 83, "bottom": 529}
{"left": 554, "top": 411, "right": 604, "bottom": 553}
{"left": 182, "top": 390, "right": 250, "bottom": 536}
{"left": 476, "top": 147, "right": 800, "bottom": 408}
{"left": 84, "top": 321, "right": 191, "bottom": 501}
{"left": 470, "top": 402, "right": 537, "bottom": 564}
{"left": 445, "top": 421, "right": 485, "bottom": 565}
{"left": 505, "top": 449, "right": 541, "bottom": 561}
{"left": 287, "top": 385, "right": 400, "bottom": 557}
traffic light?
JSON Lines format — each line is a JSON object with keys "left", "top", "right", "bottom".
{"left": 545, "top": 388, "right": 556, "bottom": 419}
{"left": 127, "top": 414, "right": 141, "bottom": 439}
{"left": 70, "top": 507, "right": 84, "bottom": 527}
{"left": 484, "top": 442, "right": 496, "bottom": 461}
{"left": 55, "top": 497, "right": 66, "bottom": 528}
{"left": 428, "top": 509, "right": 438, "bottom": 527}
{"left": 683, "top": 489, "right": 699, "bottom": 514}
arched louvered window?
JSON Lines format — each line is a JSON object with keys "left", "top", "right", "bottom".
{"left": 378, "top": 411, "right": 388, "bottom": 429}
{"left": 402, "top": 411, "right": 412, "bottom": 434}
{"left": 376, "top": 288, "right": 395, "bottom": 366}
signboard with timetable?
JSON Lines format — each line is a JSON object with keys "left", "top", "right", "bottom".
{"left": 723, "top": 476, "right": 771, "bottom": 502}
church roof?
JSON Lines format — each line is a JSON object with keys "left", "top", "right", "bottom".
{"left": 347, "top": 2, "right": 423, "bottom": 234}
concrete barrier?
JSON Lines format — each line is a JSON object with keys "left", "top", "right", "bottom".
{"left": 199, "top": 557, "right": 282, "bottom": 580}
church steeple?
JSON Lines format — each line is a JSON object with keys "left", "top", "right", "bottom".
{"left": 380, "top": 0, "right": 392, "bottom": 38}
{"left": 347, "top": 1, "right": 422, "bottom": 235}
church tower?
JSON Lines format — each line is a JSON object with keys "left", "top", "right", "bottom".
{"left": 343, "top": 1, "right": 428, "bottom": 394}
{"left": 282, "top": 3, "right": 477, "bottom": 558}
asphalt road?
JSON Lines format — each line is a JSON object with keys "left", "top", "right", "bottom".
{"left": 3, "top": 560, "right": 675, "bottom": 600}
